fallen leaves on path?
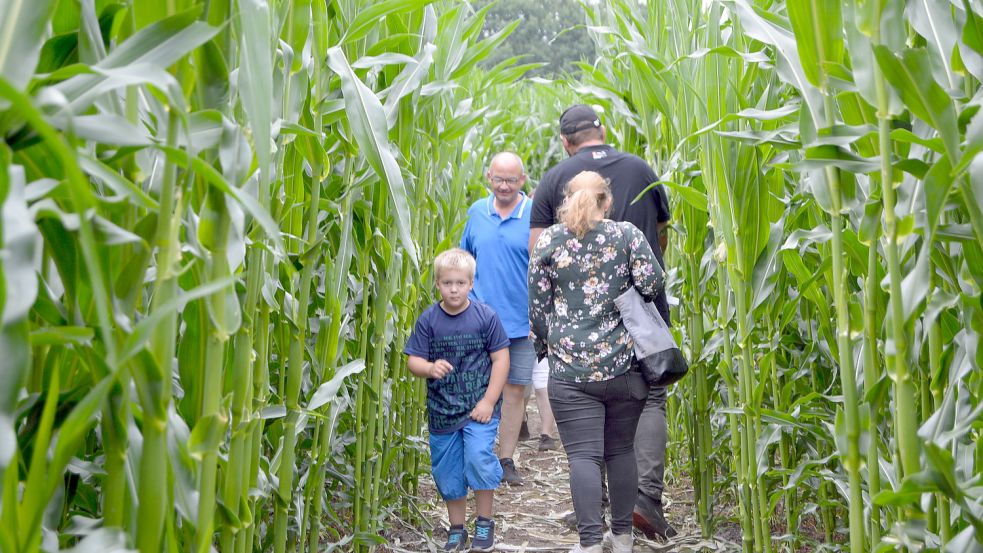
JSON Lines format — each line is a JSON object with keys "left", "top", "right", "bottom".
{"left": 384, "top": 413, "right": 741, "bottom": 552}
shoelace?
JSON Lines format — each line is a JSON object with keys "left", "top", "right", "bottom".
{"left": 447, "top": 531, "right": 464, "bottom": 545}
{"left": 475, "top": 525, "right": 491, "bottom": 541}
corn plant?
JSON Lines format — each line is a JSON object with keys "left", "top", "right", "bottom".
{"left": 0, "top": 1, "right": 534, "bottom": 552}
{"left": 581, "top": 0, "right": 983, "bottom": 551}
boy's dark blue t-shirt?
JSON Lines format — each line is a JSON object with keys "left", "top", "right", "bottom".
{"left": 404, "top": 300, "right": 510, "bottom": 434}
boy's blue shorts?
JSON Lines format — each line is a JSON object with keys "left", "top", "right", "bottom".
{"left": 429, "top": 418, "right": 503, "bottom": 500}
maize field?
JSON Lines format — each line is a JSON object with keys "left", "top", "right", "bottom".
{"left": 0, "top": 1, "right": 980, "bottom": 553}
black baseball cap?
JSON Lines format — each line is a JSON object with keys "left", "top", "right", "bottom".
{"left": 559, "top": 104, "right": 602, "bottom": 135}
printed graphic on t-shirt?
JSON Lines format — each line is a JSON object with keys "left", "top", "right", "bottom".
{"left": 427, "top": 332, "right": 494, "bottom": 431}
{"left": 404, "top": 301, "right": 509, "bottom": 434}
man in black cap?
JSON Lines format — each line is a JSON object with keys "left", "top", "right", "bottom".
{"left": 528, "top": 104, "right": 676, "bottom": 540}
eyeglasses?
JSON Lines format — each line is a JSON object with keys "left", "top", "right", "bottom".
{"left": 489, "top": 175, "right": 521, "bottom": 186}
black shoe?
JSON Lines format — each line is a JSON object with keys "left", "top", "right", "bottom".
{"left": 561, "top": 510, "right": 608, "bottom": 531}
{"left": 632, "top": 494, "right": 677, "bottom": 539}
{"left": 443, "top": 526, "right": 468, "bottom": 551}
{"left": 471, "top": 517, "right": 495, "bottom": 551}
{"left": 561, "top": 510, "right": 577, "bottom": 531}
{"left": 499, "top": 457, "right": 523, "bottom": 485}
{"left": 518, "top": 417, "right": 531, "bottom": 441}
{"left": 538, "top": 434, "right": 559, "bottom": 451}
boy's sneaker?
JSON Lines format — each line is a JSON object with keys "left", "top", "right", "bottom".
{"left": 538, "top": 434, "right": 559, "bottom": 451}
{"left": 443, "top": 526, "right": 468, "bottom": 551}
{"left": 471, "top": 518, "right": 495, "bottom": 552}
{"left": 603, "top": 530, "right": 633, "bottom": 553}
{"left": 569, "top": 544, "right": 602, "bottom": 553}
{"left": 499, "top": 458, "right": 523, "bottom": 485}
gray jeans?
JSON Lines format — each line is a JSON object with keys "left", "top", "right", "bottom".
{"left": 635, "top": 384, "right": 668, "bottom": 503}
{"left": 548, "top": 372, "right": 648, "bottom": 546}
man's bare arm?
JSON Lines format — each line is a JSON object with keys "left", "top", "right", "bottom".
{"left": 657, "top": 221, "right": 669, "bottom": 254}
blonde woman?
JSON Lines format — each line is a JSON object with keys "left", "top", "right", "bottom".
{"left": 528, "top": 171, "right": 664, "bottom": 553}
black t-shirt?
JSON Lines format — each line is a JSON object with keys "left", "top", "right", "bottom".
{"left": 531, "top": 144, "right": 672, "bottom": 323}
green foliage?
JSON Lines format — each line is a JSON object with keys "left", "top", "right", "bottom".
{"left": 0, "top": 1, "right": 536, "bottom": 552}
{"left": 578, "top": 0, "right": 983, "bottom": 551}
{"left": 475, "top": 0, "right": 596, "bottom": 77}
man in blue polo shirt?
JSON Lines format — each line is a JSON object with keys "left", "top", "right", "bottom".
{"left": 461, "top": 152, "right": 539, "bottom": 486}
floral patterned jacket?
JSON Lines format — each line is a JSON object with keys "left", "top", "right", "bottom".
{"left": 528, "top": 220, "right": 664, "bottom": 382}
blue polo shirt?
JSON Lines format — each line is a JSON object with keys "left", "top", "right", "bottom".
{"left": 460, "top": 193, "right": 531, "bottom": 339}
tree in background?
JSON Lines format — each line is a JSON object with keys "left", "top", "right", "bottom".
{"left": 477, "top": 0, "right": 596, "bottom": 77}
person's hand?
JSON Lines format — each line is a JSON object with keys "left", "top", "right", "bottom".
{"left": 470, "top": 399, "right": 494, "bottom": 423}
{"left": 428, "top": 359, "right": 453, "bottom": 379}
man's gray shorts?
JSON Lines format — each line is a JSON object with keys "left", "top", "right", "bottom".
{"left": 506, "top": 338, "right": 535, "bottom": 385}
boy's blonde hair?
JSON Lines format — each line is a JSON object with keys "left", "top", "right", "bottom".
{"left": 433, "top": 248, "right": 476, "bottom": 280}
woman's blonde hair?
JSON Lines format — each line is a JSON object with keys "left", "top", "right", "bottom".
{"left": 558, "top": 171, "right": 612, "bottom": 237}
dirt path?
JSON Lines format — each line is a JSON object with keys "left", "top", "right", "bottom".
{"left": 386, "top": 406, "right": 741, "bottom": 552}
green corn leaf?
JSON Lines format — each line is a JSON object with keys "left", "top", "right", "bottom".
{"left": 786, "top": 0, "right": 844, "bottom": 89}
{"left": 0, "top": 414, "right": 14, "bottom": 467}
{"left": 0, "top": 161, "right": 39, "bottom": 414}
{"left": 55, "top": 113, "right": 152, "bottom": 146}
{"left": 961, "top": 6, "right": 983, "bottom": 81}
{"left": 53, "top": 8, "right": 218, "bottom": 108}
{"left": 353, "top": 53, "right": 417, "bottom": 70}
{"left": 340, "top": 0, "right": 434, "bottom": 45}
{"left": 382, "top": 43, "right": 436, "bottom": 127}
{"left": 49, "top": 373, "right": 116, "bottom": 491}
{"left": 157, "top": 146, "right": 283, "bottom": 255}
{"left": 755, "top": 423, "right": 783, "bottom": 477}
{"left": 440, "top": 104, "right": 490, "bottom": 142}
{"left": 872, "top": 46, "right": 960, "bottom": 158}
{"left": 945, "top": 527, "right": 983, "bottom": 553}
{"left": 196, "top": 41, "right": 230, "bottom": 110}
{"left": 238, "top": 0, "right": 273, "bottom": 197}
{"left": 0, "top": 0, "right": 55, "bottom": 94}
{"left": 844, "top": 0, "right": 902, "bottom": 113}
{"left": 782, "top": 225, "right": 833, "bottom": 250}
{"left": 189, "top": 413, "right": 228, "bottom": 461}
{"left": 895, "top": 248, "right": 931, "bottom": 321}
{"left": 307, "top": 360, "right": 367, "bottom": 411}
{"left": 750, "top": 222, "right": 785, "bottom": 312}
{"left": 796, "top": 144, "right": 881, "bottom": 174}
{"left": 77, "top": 0, "right": 108, "bottom": 64}
{"left": 923, "top": 154, "right": 955, "bottom": 241}
{"left": 282, "top": 0, "right": 311, "bottom": 74}
{"left": 889, "top": 128, "right": 945, "bottom": 153}
{"left": 781, "top": 250, "right": 831, "bottom": 316}
{"left": 451, "top": 19, "right": 520, "bottom": 80}
{"left": 78, "top": 155, "right": 158, "bottom": 210}
{"left": 727, "top": 0, "right": 824, "bottom": 128}
{"left": 118, "top": 277, "right": 234, "bottom": 364}
{"left": 659, "top": 181, "right": 708, "bottom": 213}
{"left": 58, "top": 528, "right": 133, "bottom": 553}
{"left": 29, "top": 326, "right": 94, "bottom": 346}
{"left": 0, "top": 163, "right": 40, "bottom": 327}
{"left": 907, "top": 0, "right": 959, "bottom": 88}
{"left": 326, "top": 46, "right": 418, "bottom": 267}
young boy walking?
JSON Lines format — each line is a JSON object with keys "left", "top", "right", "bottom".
{"left": 404, "top": 248, "right": 510, "bottom": 551}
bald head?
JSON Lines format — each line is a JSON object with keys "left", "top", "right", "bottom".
{"left": 486, "top": 152, "right": 527, "bottom": 209}
{"left": 489, "top": 152, "right": 525, "bottom": 175}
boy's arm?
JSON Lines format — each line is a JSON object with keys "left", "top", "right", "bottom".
{"left": 407, "top": 355, "right": 453, "bottom": 379}
{"left": 470, "top": 347, "right": 509, "bottom": 423}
